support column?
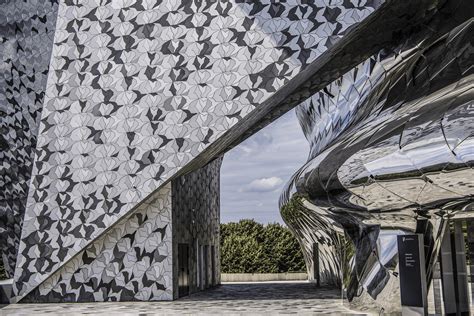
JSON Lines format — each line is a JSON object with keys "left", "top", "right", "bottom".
{"left": 466, "top": 219, "right": 474, "bottom": 305}
{"left": 312, "top": 243, "right": 320, "bottom": 286}
{"left": 439, "top": 222, "right": 470, "bottom": 315}
{"left": 433, "top": 261, "right": 444, "bottom": 315}
{"left": 454, "top": 221, "right": 470, "bottom": 314}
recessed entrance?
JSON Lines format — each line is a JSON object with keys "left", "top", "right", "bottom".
{"left": 177, "top": 243, "right": 189, "bottom": 298}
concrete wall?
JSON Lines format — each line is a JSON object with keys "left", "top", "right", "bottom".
{"left": 221, "top": 273, "right": 308, "bottom": 282}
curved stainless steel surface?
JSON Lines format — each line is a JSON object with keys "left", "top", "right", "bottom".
{"left": 280, "top": 9, "right": 474, "bottom": 313}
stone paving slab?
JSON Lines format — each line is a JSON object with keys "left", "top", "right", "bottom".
{"left": 0, "top": 282, "right": 368, "bottom": 315}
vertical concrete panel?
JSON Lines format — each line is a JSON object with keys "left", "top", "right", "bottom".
{"left": 453, "top": 221, "right": 470, "bottom": 314}
{"left": 466, "top": 219, "right": 474, "bottom": 305}
{"left": 440, "top": 224, "right": 457, "bottom": 314}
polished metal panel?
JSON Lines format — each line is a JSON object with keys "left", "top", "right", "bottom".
{"left": 280, "top": 6, "right": 474, "bottom": 314}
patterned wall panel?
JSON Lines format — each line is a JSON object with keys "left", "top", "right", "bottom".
{"left": 0, "top": 0, "right": 58, "bottom": 277}
{"left": 172, "top": 157, "right": 222, "bottom": 298}
{"left": 13, "top": 0, "right": 382, "bottom": 299}
{"left": 21, "top": 183, "right": 173, "bottom": 302}
{"left": 20, "top": 154, "right": 222, "bottom": 303}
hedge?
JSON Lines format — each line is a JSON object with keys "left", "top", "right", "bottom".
{"left": 220, "top": 219, "right": 306, "bottom": 273}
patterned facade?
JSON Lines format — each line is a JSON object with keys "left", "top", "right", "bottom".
{"left": 172, "top": 157, "right": 222, "bottom": 298}
{"left": 0, "top": 0, "right": 58, "bottom": 278}
{"left": 22, "top": 183, "right": 173, "bottom": 302}
{"left": 0, "top": 0, "right": 384, "bottom": 303}
{"left": 19, "top": 156, "right": 222, "bottom": 303}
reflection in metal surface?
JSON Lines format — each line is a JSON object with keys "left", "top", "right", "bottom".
{"left": 280, "top": 8, "right": 474, "bottom": 314}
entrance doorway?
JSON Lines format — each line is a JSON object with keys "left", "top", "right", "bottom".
{"left": 178, "top": 243, "right": 189, "bottom": 297}
{"left": 203, "top": 245, "right": 209, "bottom": 289}
{"left": 211, "top": 245, "right": 216, "bottom": 286}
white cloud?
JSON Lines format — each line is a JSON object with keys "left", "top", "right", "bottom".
{"left": 242, "top": 176, "right": 284, "bottom": 192}
{"left": 229, "top": 131, "right": 274, "bottom": 157}
{"left": 220, "top": 109, "right": 309, "bottom": 223}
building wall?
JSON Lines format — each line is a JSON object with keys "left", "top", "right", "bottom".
{"left": 9, "top": 0, "right": 381, "bottom": 300}
{"left": 0, "top": 0, "right": 58, "bottom": 277}
{"left": 21, "top": 184, "right": 173, "bottom": 302}
{"left": 172, "top": 157, "right": 222, "bottom": 299}
{"left": 19, "top": 156, "right": 223, "bottom": 303}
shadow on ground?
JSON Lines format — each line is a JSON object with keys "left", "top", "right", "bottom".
{"left": 0, "top": 282, "right": 360, "bottom": 315}
{"left": 180, "top": 282, "right": 341, "bottom": 301}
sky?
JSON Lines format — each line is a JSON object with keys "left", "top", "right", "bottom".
{"left": 220, "top": 109, "right": 309, "bottom": 224}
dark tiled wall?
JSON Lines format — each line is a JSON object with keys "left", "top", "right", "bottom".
{"left": 0, "top": 0, "right": 58, "bottom": 277}
{"left": 172, "top": 157, "right": 222, "bottom": 299}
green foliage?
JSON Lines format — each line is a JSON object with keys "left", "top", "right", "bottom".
{"left": 221, "top": 234, "right": 266, "bottom": 273}
{"left": 280, "top": 193, "right": 308, "bottom": 225}
{"left": 221, "top": 219, "right": 306, "bottom": 273}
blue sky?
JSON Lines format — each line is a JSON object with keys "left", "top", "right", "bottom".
{"left": 220, "top": 109, "right": 308, "bottom": 224}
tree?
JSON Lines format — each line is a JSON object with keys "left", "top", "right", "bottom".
{"left": 221, "top": 219, "right": 306, "bottom": 273}
{"left": 221, "top": 219, "right": 264, "bottom": 243}
{"left": 263, "top": 223, "right": 306, "bottom": 273}
{"left": 221, "top": 233, "right": 266, "bottom": 273}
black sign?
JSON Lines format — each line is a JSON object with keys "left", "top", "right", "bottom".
{"left": 397, "top": 234, "right": 427, "bottom": 308}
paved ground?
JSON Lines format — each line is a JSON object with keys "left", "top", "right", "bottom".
{"left": 0, "top": 281, "right": 366, "bottom": 315}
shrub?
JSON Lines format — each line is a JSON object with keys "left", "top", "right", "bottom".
{"left": 221, "top": 219, "right": 306, "bottom": 273}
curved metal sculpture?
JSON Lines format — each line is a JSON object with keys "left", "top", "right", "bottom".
{"left": 281, "top": 11, "right": 474, "bottom": 314}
